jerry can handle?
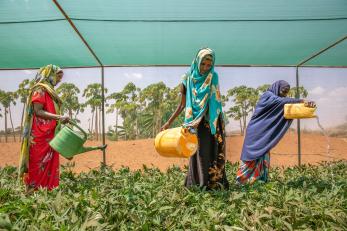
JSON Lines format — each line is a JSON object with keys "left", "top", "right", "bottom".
{"left": 188, "top": 127, "right": 197, "bottom": 134}
{"left": 182, "top": 126, "right": 197, "bottom": 135}
{"left": 68, "top": 120, "right": 88, "bottom": 141}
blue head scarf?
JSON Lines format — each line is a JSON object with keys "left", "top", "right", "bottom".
{"left": 240, "top": 80, "right": 301, "bottom": 161}
{"left": 181, "top": 48, "right": 223, "bottom": 134}
{"left": 268, "top": 80, "right": 289, "bottom": 96}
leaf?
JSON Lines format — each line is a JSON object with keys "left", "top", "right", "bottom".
{"left": 159, "top": 206, "right": 173, "bottom": 212}
{"left": 224, "top": 225, "right": 245, "bottom": 231}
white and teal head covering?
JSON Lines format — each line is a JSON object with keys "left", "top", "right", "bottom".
{"left": 181, "top": 48, "right": 223, "bottom": 135}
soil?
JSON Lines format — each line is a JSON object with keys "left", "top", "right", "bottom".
{"left": 1, "top": 133, "right": 346, "bottom": 173}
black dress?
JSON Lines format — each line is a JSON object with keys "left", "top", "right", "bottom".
{"left": 184, "top": 113, "right": 229, "bottom": 190}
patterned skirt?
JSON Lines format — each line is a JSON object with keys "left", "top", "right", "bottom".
{"left": 185, "top": 115, "right": 229, "bottom": 190}
{"left": 236, "top": 153, "right": 270, "bottom": 185}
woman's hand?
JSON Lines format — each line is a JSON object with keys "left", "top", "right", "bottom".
{"left": 33, "top": 103, "right": 71, "bottom": 123}
{"left": 59, "top": 115, "right": 70, "bottom": 124}
{"left": 304, "top": 101, "right": 316, "bottom": 108}
{"left": 161, "top": 122, "right": 170, "bottom": 131}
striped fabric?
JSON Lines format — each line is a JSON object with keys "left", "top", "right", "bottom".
{"left": 236, "top": 153, "right": 270, "bottom": 184}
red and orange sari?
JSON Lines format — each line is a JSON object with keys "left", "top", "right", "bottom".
{"left": 19, "top": 64, "right": 62, "bottom": 190}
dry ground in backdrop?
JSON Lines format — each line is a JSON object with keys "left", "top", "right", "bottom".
{"left": 1, "top": 133, "right": 346, "bottom": 173}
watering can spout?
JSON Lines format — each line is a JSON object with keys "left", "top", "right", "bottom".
{"left": 78, "top": 144, "right": 107, "bottom": 154}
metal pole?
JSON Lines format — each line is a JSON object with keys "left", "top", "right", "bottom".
{"left": 2, "top": 64, "right": 347, "bottom": 70}
{"left": 53, "top": 0, "right": 107, "bottom": 166}
{"left": 52, "top": 0, "right": 103, "bottom": 65}
{"left": 297, "top": 35, "right": 347, "bottom": 67}
{"left": 101, "top": 66, "right": 106, "bottom": 165}
{"left": 295, "top": 35, "right": 346, "bottom": 166}
{"left": 295, "top": 67, "right": 302, "bottom": 166}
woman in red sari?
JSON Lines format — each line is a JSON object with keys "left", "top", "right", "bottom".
{"left": 19, "top": 64, "right": 70, "bottom": 192}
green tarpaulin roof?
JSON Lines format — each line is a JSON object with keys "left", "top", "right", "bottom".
{"left": 0, "top": 0, "right": 346, "bottom": 69}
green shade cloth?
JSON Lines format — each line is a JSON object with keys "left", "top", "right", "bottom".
{"left": 0, "top": 0, "right": 346, "bottom": 68}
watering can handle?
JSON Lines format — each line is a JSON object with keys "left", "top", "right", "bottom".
{"left": 68, "top": 120, "right": 88, "bottom": 141}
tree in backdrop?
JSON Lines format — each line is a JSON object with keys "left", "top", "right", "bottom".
{"left": 56, "top": 83, "right": 84, "bottom": 121}
{"left": 0, "top": 91, "right": 18, "bottom": 142}
{"left": 106, "top": 82, "right": 185, "bottom": 140}
{"left": 106, "top": 92, "right": 126, "bottom": 141}
{"left": 288, "top": 86, "right": 308, "bottom": 98}
{"left": 139, "top": 82, "right": 168, "bottom": 138}
{"left": 117, "top": 83, "right": 141, "bottom": 140}
{"left": 226, "top": 86, "right": 258, "bottom": 135}
{"left": 0, "top": 92, "right": 3, "bottom": 143}
{"left": 161, "top": 85, "right": 185, "bottom": 130}
{"left": 83, "top": 83, "right": 108, "bottom": 141}
{"left": 3, "top": 79, "right": 311, "bottom": 142}
{"left": 225, "top": 84, "right": 308, "bottom": 135}
{"left": 0, "top": 90, "right": 6, "bottom": 143}
{"left": 257, "top": 84, "right": 271, "bottom": 96}
{"left": 226, "top": 106, "right": 243, "bottom": 134}
{"left": 16, "top": 79, "right": 35, "bottom": 141}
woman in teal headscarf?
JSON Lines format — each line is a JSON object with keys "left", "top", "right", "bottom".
{"left": 162, "top": 48, "right": 229, "bottom": 190}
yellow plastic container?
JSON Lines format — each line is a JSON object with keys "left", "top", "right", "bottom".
{"left": 284, "top": 103, "right": 316, "bottom": 119}
{"left": 154, "top": 127, "right": 198, "bottom": 158}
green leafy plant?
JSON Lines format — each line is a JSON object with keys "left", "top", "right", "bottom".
{"left": 0, "top": 161, "right": 346, "bottom": 230}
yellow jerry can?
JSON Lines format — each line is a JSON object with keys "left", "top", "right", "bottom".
{"left": 284, "top": 103, "right": 316, "bottom": 119}
{"left": 154, "top": 127, "right": 198, "bottom": 158}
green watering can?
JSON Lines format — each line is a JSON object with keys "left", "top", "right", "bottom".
{"left": 49, "top": 121, "right": 107, "bottom": 159}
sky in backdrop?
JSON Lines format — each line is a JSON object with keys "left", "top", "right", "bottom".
{"left": 0, "top": 66, "right": 346, "bottom": 133}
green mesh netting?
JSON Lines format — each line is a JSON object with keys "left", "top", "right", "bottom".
{"left": 0, "top": 0, "right": 346, "bottom": 68}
